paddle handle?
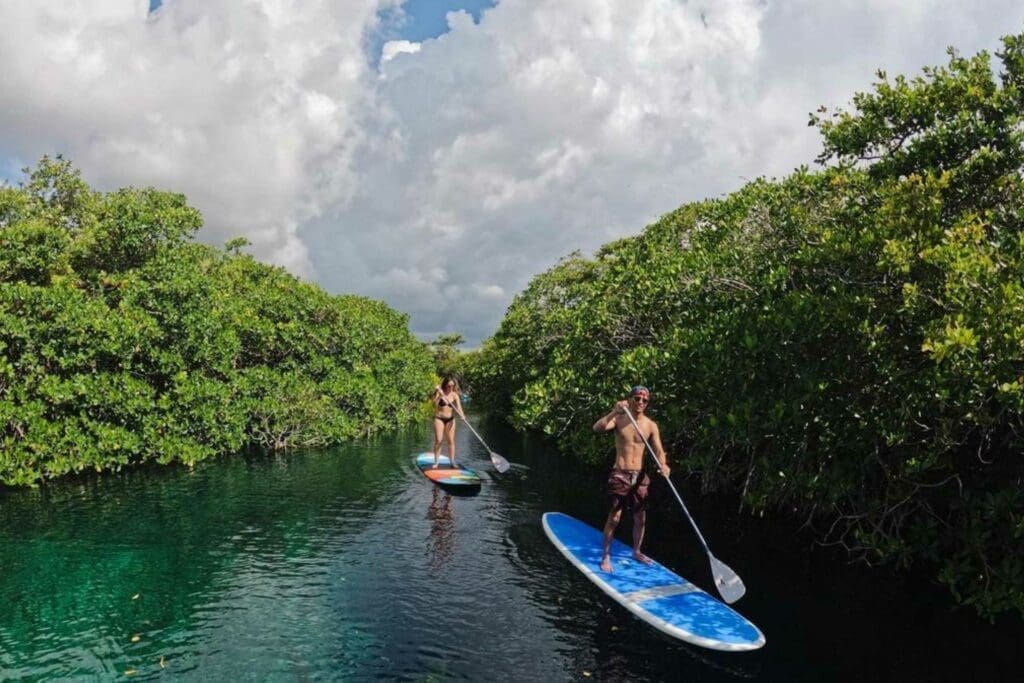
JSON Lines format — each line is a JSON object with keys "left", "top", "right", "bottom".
{"left": 621, "top": 408, "right": 712, "bottom": 555}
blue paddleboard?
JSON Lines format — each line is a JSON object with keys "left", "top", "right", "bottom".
{"left": 542, "top": 512, "right": 765, "bottom": 651}
{"left": 415, "top": 453, "right": 482, "bottom": 489}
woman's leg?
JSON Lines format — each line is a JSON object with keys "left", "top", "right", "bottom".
{"left": 432, "top": 418, "right": 444, "bottom": 468}
{"left": 445, "top": 419, "right": 457, "bottom": 466}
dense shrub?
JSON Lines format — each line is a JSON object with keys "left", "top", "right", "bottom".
{"left": 0, "top": 157, "right": 435, "bottom": 487}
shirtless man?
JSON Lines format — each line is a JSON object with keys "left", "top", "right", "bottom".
{"left": 592, "top": 385, "right": 671, "bottom": 573}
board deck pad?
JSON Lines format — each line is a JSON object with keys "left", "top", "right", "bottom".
{"left": 415, "top": 453, "right": 482, "bottom": 488}
{"left": 542, "top": 512, "right": 765, "bottom": 651}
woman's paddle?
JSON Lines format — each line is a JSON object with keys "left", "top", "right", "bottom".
{"left": 457, "top": 414, "right": 511, "bottom": 473}
{"left": 621, "top": 407, "right": 746, "bottom": 604}
{"left": 436, "top": 388, "right": 511, "bottom": 473}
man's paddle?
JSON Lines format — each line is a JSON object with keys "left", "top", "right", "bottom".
{"left": 435, "top": 387, "right": 511, "bottom": 473}
{"left": 621, "top": 407, "right": 746, "bottom": 604}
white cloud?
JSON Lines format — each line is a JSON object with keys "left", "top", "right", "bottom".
{"left": 2, "top": 0, "right": 1022, "bottom": 344}
{"left": 477, "top": 284, "right": 505, "bottom": 300}
{"left": 0, "top": 0, "right": 390, "bottom": 276}
{"left": 309, "top": 0, "right": 1024, "bottom": 343}
{"left": 381, "top": 39, "right": 421, "bottom": 63}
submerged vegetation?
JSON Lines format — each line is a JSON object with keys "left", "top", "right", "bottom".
{"left": 0, "top": 157, "right": 435, "bottom": 487}
{"left": 468, "top": 35, "right": 1024, "bottom": 617}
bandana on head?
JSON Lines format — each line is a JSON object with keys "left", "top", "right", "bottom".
{"left": 631, "top": 385, "right": 650, "bottom": 399}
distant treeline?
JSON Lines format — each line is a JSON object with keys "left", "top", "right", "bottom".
{"left": 0, "top": 158, "right": 435, "bottom": 487}
{"left": 466, "top": 35, "right": 1024, "bottom": 617}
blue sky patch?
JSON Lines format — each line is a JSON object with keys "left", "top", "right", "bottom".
{"left": 386, "top": 0, "right": 495, "bottom": 43}
{"left": 371, "top": 0, "right": 495, "bottom": 65}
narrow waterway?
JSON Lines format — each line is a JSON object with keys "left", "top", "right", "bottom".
{"left": 1, "top": 416, "right": 1020, "bottom": 681}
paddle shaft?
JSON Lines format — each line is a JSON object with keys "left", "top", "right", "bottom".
{"left": 620, "top": 408, "right": 712, "bottom": 555}
{"left": 458, "top": 414, "right": 494, "bottom": 454}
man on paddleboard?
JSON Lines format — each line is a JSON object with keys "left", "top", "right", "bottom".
{"left": 592, "top": 385, "right": 671, "bottom": 573}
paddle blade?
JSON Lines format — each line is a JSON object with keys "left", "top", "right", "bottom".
{"left": 709, "top": 555, "right": 746, "bottom": 604}
{"left": 490, "top": 451, "right": 511, "bottom": 473}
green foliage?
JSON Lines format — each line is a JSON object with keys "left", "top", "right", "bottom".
{"left": 0, "top": 219, "right": 71, "bottom": 285}
{"left": 0, "top": 159, "right": 435, "bottom": 488}
{"left": 427, "top": 333, "right": 467, "bottom": 381}
{"left": 469, "top": 33, "right": 1024, "bottom": 617}
{"left": 70, "top": 187, "right": 201, "bottom": 275}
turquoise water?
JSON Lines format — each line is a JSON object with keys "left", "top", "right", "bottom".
{"left": 1, "top": 418, "right": 1022, "bottom": 680}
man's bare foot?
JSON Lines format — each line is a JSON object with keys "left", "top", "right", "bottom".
{"left": 633, "top": 551, "right": 653, "bottom": 565}
{"left": 600, "top": 556, "right": 613, "bottom": 573}
{"left": 432, "top": 461, "right": 439, "bottom": 469}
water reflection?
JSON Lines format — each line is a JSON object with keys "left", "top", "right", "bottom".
{"left": 426, "top": 487, "right": 455, "bottom": 571}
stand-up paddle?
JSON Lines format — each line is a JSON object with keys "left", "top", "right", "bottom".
{"left": 457, "top": 414, "right": 511, "bottom": 473}
{"left": 621, "top": 408, "right": 747, "bottom": 604}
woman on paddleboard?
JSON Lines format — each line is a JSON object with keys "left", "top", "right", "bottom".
{"left": 432, "top": 377, "right": 464, "bottom": 469}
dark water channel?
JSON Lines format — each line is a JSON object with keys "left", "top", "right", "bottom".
{"left": 1, "top": 415, "right": 1021, "bottom": 681}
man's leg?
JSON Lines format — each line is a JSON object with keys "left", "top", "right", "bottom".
{"left": 601, "top": 505, "right": 623, "bottom": 573}
{"left": 632, "top": 509, "right": 652, "bottom": 564}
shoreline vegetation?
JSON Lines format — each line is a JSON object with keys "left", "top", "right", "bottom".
{"left": 0, "top": 157, "right": 436, "bottom": 488}
{"left": 465, "top": 34, "right": 1024, "bottom": 618}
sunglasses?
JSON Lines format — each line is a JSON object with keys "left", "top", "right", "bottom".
{"left": 632, "top": 395, "right": 649, "bottom": 403}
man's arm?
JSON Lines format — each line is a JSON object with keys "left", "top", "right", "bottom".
{"left": 648, "top": 422, "right": 671, "bottom": 476}
{"left": 592, "top": 400, "right": 628, "bottom": 432}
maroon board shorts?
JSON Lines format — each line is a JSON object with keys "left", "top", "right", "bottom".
{"left": 607, "top": 469, "right": 650, "bottom": 512}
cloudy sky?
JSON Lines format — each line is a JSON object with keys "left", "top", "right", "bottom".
{"left": 1, "top": 1, "right": 1022, "bottom": 344}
